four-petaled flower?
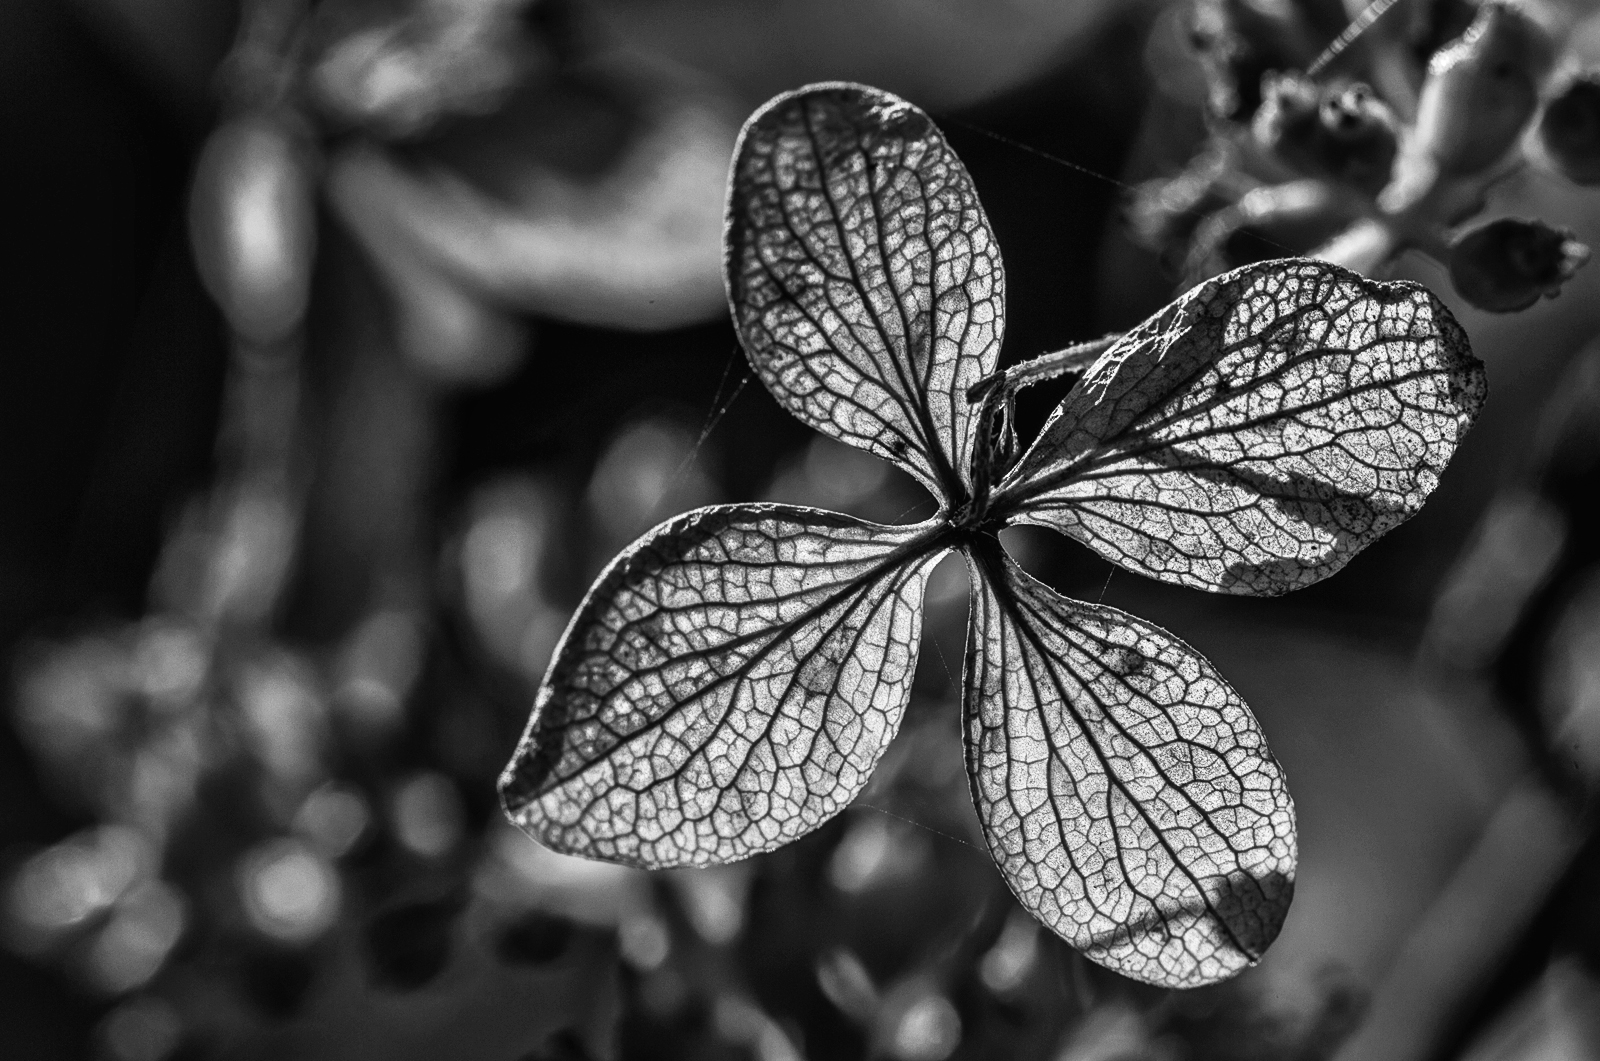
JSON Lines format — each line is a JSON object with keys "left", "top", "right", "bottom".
{"left": 500, "top": 83, "right": 1485, "bottom": 988}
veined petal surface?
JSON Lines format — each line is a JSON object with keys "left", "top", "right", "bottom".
{"left": 725, "top": 82, "right": 1005, "bottom": 505}
{"left": 962, "top": 540, "right": 1295, "bottom": 988}
{"left": 500, "top": 504, "right": 945, "bottom": 867}
{"left": 995, "top": 260, "right": 1485, "bottom": 595}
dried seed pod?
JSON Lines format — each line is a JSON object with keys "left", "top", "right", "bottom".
{"left": 1382, "top": 1, "right": 1554, "bottom": 211}
{"left": 188, "top": 113, "right": 318, "bottom": 345}
{"left": 1255, "top": 74, "right": 1400, "bottom": 195}
{"left": 1449, "top": 218, "right": 1590, "bottom": 312}
{"left": 1540, "top": 71, "right": 1600, "bottom": 185}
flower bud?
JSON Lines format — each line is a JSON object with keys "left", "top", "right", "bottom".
{"left": 1539, "top": 71, "right": 1600, "bottom": 185}
{"left": 188, "top": 113, "right": 318, "bottom": 344}
{"left": 1382, "top": 1, "right": 1554, "bottom": 211}
{"left": 1449, "top": 218, "right": 1589, "bottom": 313}
{"left": 1254, "top": 74, "right": 1399, "bottom": 195}
{"left": 1188, "top": 0, "right": 1326, "bottom": 120}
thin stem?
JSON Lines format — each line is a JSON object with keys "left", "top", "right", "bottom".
{"left": 1307, "top": 0, "right": 1408, "bottom": 78}
{"left": 960, "top": 335, "right": 1121, "bottom": 525}
{"left": 965, "top": 334, "right": 1121, "bottom": 406}
{"left": 1311, "top": 217, "right": 1402, "bottom": 275}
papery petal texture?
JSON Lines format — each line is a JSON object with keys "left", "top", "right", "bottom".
{"left": 962, "top": 539, "right": 1295, "bottom": 988}
{"left": 500, "top": 504, "right": 945, "bottom": 867}
{"left": 994, "top": 260, "right": 1485, "bottom": 595}
{"left": 725, "top": 82, "right": 1005, "bottom": 504}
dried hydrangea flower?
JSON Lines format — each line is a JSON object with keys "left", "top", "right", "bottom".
{"left": 500, "top": 83, "right": 1486, "bottom": 988}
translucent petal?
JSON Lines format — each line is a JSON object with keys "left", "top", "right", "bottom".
{"left": 500, "top": 504, "right": 946, "bottom": 867}
{"left": 993, "top": 260, "right": 1485, "bottom": 595}
{"left": 962, "top": 540, "right": 1295, "bottom": 988}
{"left": 725, "top": 82, "right": 1005, "bottom": 506}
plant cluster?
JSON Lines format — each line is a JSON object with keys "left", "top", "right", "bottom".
{"left": 1136, "top": 0, "right": 1598, "bottom": 312}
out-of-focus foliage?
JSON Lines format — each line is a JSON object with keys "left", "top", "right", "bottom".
{"left": 1399, "top": 325, "right": 1600, "bottom": 1061}
{"left": 13, "top": 0, "right": 1600, "bottom": 1058}
{"left": 1427, "top": 332, "right": 1600, "bottom": 799}
{"left": 1132, "top": 0, "right": 1600, "bottom": 314}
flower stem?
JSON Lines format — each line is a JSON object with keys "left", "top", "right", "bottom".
{"left": 1307, "top": 0, "right": 1409, "bottom": 78}
{"left": 1312, "top": 217, "right": 1403, "bottom": 275}
{"left": 965, "top": 333, "right": 1121, "bottom": 406}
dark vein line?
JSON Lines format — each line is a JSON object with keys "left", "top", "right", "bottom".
{"left": 975, "top": 544, "right": 1256, "bottom": 961}
{"left": 1010, "top": 580, "right": 1259, "bottom": 960}
{"left": 545, "top": 527, "right": 950, "bottom": 789}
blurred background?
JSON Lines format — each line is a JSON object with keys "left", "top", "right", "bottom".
{"left": 6, "top": 0, "right": 1600, "bottom": 1058}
